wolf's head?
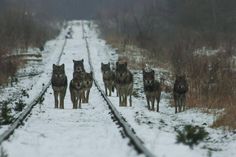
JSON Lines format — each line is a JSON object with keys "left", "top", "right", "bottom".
{"left": 174, "top": 74, "right": 188, "bottom": 93}
{"left": 52, "top": 64, "right": 65, "bottom": 78}
{"left": 101, "top": 62, "right": 111, "bottom": 74}
{"left": 116, "top": 61, "right": 127, "bottom": 73}
{"left": 143, "top": 69, "right": 155, "bottom": 86}
{"left": 73, "top": 59, "right": 85, "bottom": 73}
{"left": 83, "top": 72, "right": 93, "bottom": 87}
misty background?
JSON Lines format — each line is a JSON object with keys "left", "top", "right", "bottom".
{"left": 0, "top": 0, "right": 110, "bottom": 19}
{"left": 0, "top": 0, "right": 236, "bottom": 128}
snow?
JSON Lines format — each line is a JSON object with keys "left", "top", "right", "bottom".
{"left": 83, "top": 21, "right": 236, "bottom": 157}
{"left": 1, "top": 20, "right": 236, "bottom": 157}
{"left": 1, "top": 21, "right": 140, "bottom": 157}
{"left": 0, "top": 25, "right": 68, "bottom": 135}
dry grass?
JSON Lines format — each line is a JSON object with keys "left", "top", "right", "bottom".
{"left": 213, "top": 105, "right": 236, "bottom": 129}
{"left": 103, "top": 33, "right": 236, "bottom": 129}
{"left": 0, "top": 56, "right": 25, "bottom": 85}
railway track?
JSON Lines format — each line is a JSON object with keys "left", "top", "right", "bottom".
{"left": 82, "top": 22, "right": 156, "bottom": 157}
{"left": 0, "top": 21, "right": 156, "bottom": 157}
{"left": 0, "top": 33, "right": 68, "bottom": 144}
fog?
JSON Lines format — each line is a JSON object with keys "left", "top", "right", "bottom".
{"left": 0, "top": 0, "right": 112, "bottom": 19}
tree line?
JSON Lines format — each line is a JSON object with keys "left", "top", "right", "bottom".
{"left": 97, "top": 0, "right": 236, "bottom": 128}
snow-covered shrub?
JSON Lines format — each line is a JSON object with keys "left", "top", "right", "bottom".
{"left": 176, "top": 125, "right": 209, "bottom": 149}
{"left": 14, "top": 99, "right": 26, "bottom": 112}
{"left": 38, "top": 96, "right": 45, "bottom": 105}
{"left": 21, "top": 89, "right": 29, "bottom": 98}
{"left": 0, "top": 101, "right": 13, "bottom": 125}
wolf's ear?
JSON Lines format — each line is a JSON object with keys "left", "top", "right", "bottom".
{"left": 82, "top": 59, "right": 84, "bottom": 62}
{"left": 101, "top": 62, "right": 104, "bottom": 66}
{"left": 73, "top": 60, "right": 75, "bottom": 63}
{"left": 90, "top": 71, "right": 93, "bottom": 76}
{"left": 53, "top": 64, "right": 56, "bottom": 69}
{"left": 61, "top": 64, "right": 65, "bottom": 69}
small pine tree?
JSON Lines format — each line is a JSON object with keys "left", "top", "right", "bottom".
{"left": 0, "top": 101, "right": 13, "bottom": 125}
{"left": 176, "top": 125, "right": 209, "bottom": 149}
{"left": 38, "top": 96, "right": 45, "bottom": 104}
{"left": 21, "top": 89, "right": 29, "bottom": 98}
{"left": 14, "top": 99, "right": 26, "bottom": 112}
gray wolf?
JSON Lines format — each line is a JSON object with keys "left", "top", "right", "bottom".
{"left": 83, "top": 72, "right": 93, "bottom": 103}
{"left": 173, "top": 74, "right": 188, "bottom": 113}
{"left": 101, "top": 62, "right": 115, "bottom": 96}
{"left": 115, "top": 61, "right": 133, "bottom": 107}
{"left": 51, "top": 64, "right": 67, "bottom": 109}
{"left": 69, "top": 71, "right": 85, "bottom": 109}
{"left": 143, "top": 69, "right": 161, "bottom": 112}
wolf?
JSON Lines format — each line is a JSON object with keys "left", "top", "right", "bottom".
{"left": 173, "top": 74, "right": 188, "bottom": 113}
{"left": 69, "top": 71, "right": 85, "bottom": 109}
{"left": 143, "top": 69, "right": 161, "bottom": 112}
{"left": 51, "top": 64, "right": 67, "bottom": 109}
{"left": 101, "top": 62, "right": 115, "bottom": 96}
{"left": 115, "top": 61, "right": 133, "bottom": 107}
{"left": 83, "top": 72, "right": 93, "bottom": 103}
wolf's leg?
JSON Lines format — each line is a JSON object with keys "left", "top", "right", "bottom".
{"left": 60, "top": 88, "right": 66, "bottom": 109}
{"left": 116, "top": 90, "right": 118, "bottom": 97}
{"left": 83, "top": 90, "right": 86, "bottom": 103}
{"left": 151, "top": 98, "right": 155, "bottom": 111}
{"left": 119, "top": 94, "right": 122, "bottom": 106}
{"left": 178, "top": 98, "right": 182, "bottom": 112}
{"left": 121, "top": 95, "right": 123, "bottom": 106}
{"left": 146, "top": 96, "right": 150, "bottom": 110}
{"left": 130, "top": 95, "right": 132, "bottom": 107}
{"left": 124, "top": 94, "right": 127, "bottom": 107}
{"left": 86, "top": 90, "right": 90, "bottom": 103}
{"left": 174, "top": 97, "right": 177, "bottom": 114}
{"left": 59, "top": 92, "right": 64, "bottom": 109}
{"left": 54, "top": 91, "right": 59, "bottom": 108}
{"left": 183, "top": 95, "right": 186, "bottom": 111}
{"left": 79, "top": 96, "right": 82, "bottom": 109}
{"left": 109, "top": 86, "right": 111, "bottom": 96}
{"left": 156, "top": 97, "right": 160, "bottom": 112}
{"left": 75, "top": 95, "right": 78, "bottom": 109}
{"left": 71, "top": 91, "right": 76, "bottom": 109}
{"left": 105, "top": 85, "right": 108, "bottom": 96}
{"left": 83, "top": 91, "right": 86, "bottom": 103}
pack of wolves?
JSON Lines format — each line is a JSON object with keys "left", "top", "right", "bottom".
{"left": 51, "top": 59, "right": 188, "bottom": 113}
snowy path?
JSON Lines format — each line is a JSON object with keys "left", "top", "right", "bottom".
{"left": 2, "top": 21, "right": 139, "bottom": 157}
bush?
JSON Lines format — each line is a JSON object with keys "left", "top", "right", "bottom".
{"left": 21, "top": 89, "right": 29, "bottom": 98}
{"left": 176, "top": 125, "right": 209, "bottom": 149}
{"left": 0, "top": 101, "right": 13, "bottom": 125}
{"left": 14, "top": 99, "right": 26, "bottom": 112}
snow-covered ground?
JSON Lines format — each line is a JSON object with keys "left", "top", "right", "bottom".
{"left": 83, "top": 21, "right": 236, "bottom": 157}
{"left": 1, "top": 21, "right": 140, "bottom": 157}
{"left": 1, "top": 20, "right": 236, "bottom": 157}
{"left": 0, "top": 24, "right": 67, "bottom": 135}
